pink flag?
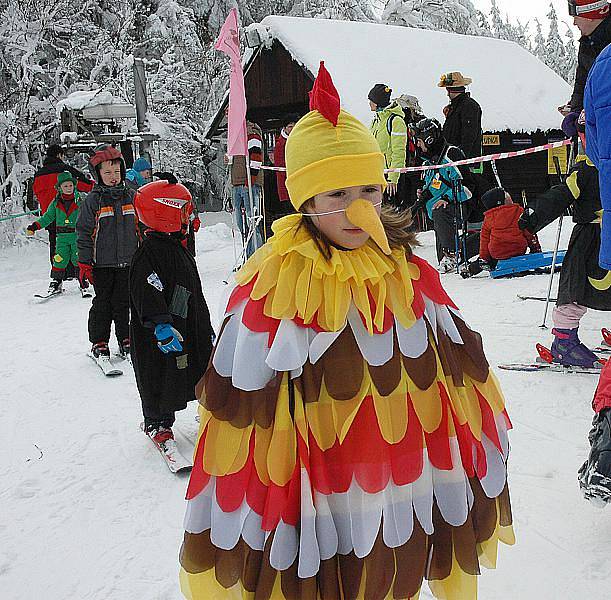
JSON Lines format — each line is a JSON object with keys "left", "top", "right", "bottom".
{"left": 215, "top": 8, "right": 248, "bottom": 157}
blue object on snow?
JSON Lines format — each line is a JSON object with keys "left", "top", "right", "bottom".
{"left": 489, "top": 251, "right": 566, "bottom": 279}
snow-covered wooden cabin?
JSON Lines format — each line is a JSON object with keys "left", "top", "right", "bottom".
{"left": 207, "top": 16, "right": 571, "bottom": 214}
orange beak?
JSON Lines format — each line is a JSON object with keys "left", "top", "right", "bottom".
{"left": 345, "top": 199, "right": 391, "bottom": 255}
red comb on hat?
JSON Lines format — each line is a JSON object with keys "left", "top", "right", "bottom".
{"left": 309, "top": 61, "right": 340, "bottom": 127}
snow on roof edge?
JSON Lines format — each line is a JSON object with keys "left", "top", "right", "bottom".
{"left": 256, "top": 16, "right": 570, "bottom": 133}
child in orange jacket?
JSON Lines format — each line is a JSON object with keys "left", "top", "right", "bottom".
{"left": 479, "top": 187, "right": 541, "bottom": 265}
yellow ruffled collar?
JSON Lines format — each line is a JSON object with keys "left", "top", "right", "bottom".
{"left": 235, "top": 213, "right": 420, "bottom": 333}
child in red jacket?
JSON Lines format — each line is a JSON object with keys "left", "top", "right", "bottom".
{"left": 479, "top": 187, "right": 541, "bottom": 265}
{"left": 462, "top": 187, "right": 541, "bottom": 277}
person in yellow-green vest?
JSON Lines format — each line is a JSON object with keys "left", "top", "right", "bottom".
{"left": 368, "top": 83, "right": 407, "bottom": 204}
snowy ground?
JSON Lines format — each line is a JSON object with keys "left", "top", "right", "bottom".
{"left": 1, "top": 212, "right": 609, "bottom": 599}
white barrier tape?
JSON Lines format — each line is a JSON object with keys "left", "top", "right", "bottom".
{"left": 260, "top": 139, "right": 572, "bottom": 174}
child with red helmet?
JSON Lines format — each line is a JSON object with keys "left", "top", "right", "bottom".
{"left": 76, "top": 145, "right": 139, "bottom": 368}
{"left": 131, "top": 174, "right": 214, "bottom": 454}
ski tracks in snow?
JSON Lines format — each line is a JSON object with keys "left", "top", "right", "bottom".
{"left": 1, "top": 223, "right": 234, "bottom": 599}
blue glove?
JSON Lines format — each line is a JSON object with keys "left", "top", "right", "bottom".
{"left": 154, "top": 323, "right": 184, "bottom": 354}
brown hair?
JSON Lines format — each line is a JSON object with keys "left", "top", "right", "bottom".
{"left": 297, "top": 200, "right": 419, "bottom": 261}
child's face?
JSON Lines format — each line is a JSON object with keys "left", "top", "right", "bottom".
{"left": 59, "top": 181, "right": 74, "bottom": 195}
{"left": 99, "top": 160, "right": 122, "bottom": 186}
{"left": 309, "top": 184, "right": 383, "bottom": 250}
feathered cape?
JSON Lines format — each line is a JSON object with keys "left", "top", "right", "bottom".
{"left": 180, "top": 215, "right": 514, "bottom": 600}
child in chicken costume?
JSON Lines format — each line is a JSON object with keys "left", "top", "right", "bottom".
{"left": 179, "top": 63, "right": 514, "bottom": 600}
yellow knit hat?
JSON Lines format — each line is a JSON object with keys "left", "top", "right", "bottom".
{"left": 285, "top": 63, "right": 386, "bottom": 211}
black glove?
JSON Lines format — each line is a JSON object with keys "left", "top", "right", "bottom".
{"left": 519, "top": 207, "right": 538, "bottom": 232}
{"left": 153, "top": 172, "right": 178, "bottom": 185}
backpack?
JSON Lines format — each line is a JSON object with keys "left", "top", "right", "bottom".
{"left": 387, "top": 113, "right": 419, "bottom": 167}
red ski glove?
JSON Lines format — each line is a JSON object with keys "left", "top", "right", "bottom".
{"left": 78, "top": 262, "right": 94, "bottom": 287}
{"left": 192, "top": 217, "right": 201, "bottom": 232}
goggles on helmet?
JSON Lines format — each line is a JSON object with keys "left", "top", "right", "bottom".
{"left": 568, "top": 0, "right": 609, "bottom": 16}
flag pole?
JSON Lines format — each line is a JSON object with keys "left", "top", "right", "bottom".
{"left": 244, "top": 156, "right": 260, "bottom": 255}
{"left": 214, "top": 8, "right": 262, "bottom": 261}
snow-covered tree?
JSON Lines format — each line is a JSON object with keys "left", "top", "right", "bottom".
{"left": 532, "top": 18, "right": 547, "bottom": 63}
{"left": 290, "top": 0, "right": 374, "bottom": 21}
{"left": 545, "top": 3, "right": 570, "bottom": 81}
{"left": 382, "top": 0, "right": 576, "bottom": 85}
{"left": 383, "top": 0, "right": 486, "bottom": 35}
{"left": 563, "top": 26, "right": 578, "bottom": 85}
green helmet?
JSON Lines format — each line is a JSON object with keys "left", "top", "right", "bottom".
{"left": 55, "top": 171, "right": 78, "bottom": 189}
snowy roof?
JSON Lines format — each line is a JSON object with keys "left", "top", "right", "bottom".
{"left": 252, "top": 16, "right": 571, "bottom": 132}
{"left": 56, "top": 90, "right": 114, "bottom": 115}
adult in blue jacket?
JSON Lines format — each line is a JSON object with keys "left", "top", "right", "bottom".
{"left": 584, "top": 42, "right": 611, "bottom": 270}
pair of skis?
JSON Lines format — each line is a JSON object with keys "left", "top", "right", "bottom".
{"left": 498, "top": 329, "right": 610, "bottom": 375}
{"left": 34, "top": 286, "right": 92, "bottom": 300}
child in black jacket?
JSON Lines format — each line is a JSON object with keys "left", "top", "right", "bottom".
{"left": 131, "top": 176, "right": 213, "bottom": 452}
{"left": 77, "top": 145, "right": 138, "bottom": 364}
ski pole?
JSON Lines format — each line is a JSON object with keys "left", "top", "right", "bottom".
{"left": 0, "top": 209, "right": 40, "bottom": 222}
{"left": 539, "top": 152, "right": 572, "bottom": 329}
{"left": 521, "top": 190, "right": 527, "bottom": 208}
{"left": 230, "top": 225, "right": 237, "bottom": 265}
{"left": 453, "top": 201, "right": 460, "bottom": 275}
{"left": 491, "top": 160, "right": 502, "bottom": 187}
{"left": 452, "top": 180, "right": 468, "bottom": 274}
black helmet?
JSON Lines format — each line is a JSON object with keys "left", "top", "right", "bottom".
{"left": 412, "top": 118, "right": 443, "bottom": 148}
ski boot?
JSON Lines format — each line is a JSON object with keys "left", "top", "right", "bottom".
{"left": 145, "top": 422, "right": 176, "bottom": 453}
{"left": 92, "top": 342, "right": 110, "bottom": 359}
{"left": 438, "top": 252, "right": 456, "bottom": 274}
{"left": 118, "top": 338, "right": 130, "bottom": 359}
{"left": 578, "top": 408, "right": 611, "bottom": 507}
{"left": 460, "top": 258, "right": 493, "bottom": 279}
{"left": 551, "top": 328, "right": 601, "bottom": 369}
{"left": 146, "top": 424, "right": 174, "bottom": 444}
{"left": 48, "top": 279, "right": 62, "bottom": 295}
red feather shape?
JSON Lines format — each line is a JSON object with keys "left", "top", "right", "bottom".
{"left": 309, "top": 61, "right": 341, "bottom": 127}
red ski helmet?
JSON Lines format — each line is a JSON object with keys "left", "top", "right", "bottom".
{"left": 135, "top": 179, "right": 193, "bottom": 233}
{"left": 89, "top": 144, "right": 125, "bottom": 183}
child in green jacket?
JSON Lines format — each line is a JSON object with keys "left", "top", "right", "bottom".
{"left": 26, "top": 171, "right": 86, "bottom": 295}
